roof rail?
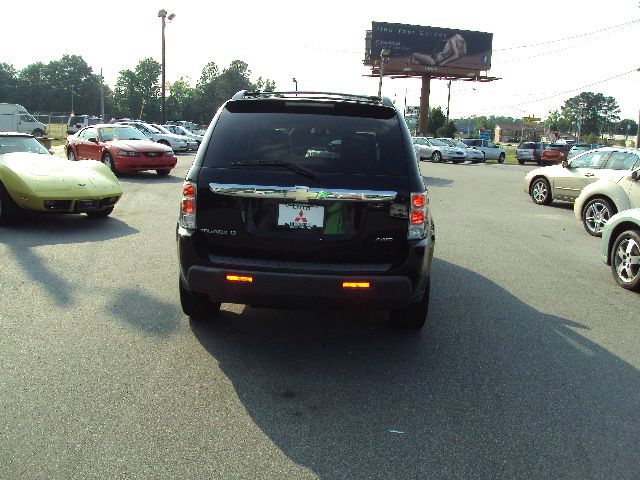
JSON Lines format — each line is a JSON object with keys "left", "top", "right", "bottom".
{"left": 231, "top": 90, "right": 395, "bottom": 107}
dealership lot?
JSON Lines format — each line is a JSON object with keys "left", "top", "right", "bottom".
{"left": 1, "top": 155, "right": 639, "bottom": 479}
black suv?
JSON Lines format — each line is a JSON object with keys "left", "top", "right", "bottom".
{"left": 177, "top": 91, "right": 435, "bottom": 328}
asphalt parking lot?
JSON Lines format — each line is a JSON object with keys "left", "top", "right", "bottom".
{"left": 1, "top": 155, "right": 638, "bottom": 479}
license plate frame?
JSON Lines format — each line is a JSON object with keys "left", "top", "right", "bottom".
{"left": 277, "top": 203, "right": 324, "bottom": 230}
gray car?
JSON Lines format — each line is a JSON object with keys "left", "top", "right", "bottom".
{"left": 412, "top": 137, "right": 466, "bottom": 163}
{"left": 462, "top": 138, "right": 506, "bottom": 163}
{"left": 516, "top": 141, "right": 548, "bottom": 165}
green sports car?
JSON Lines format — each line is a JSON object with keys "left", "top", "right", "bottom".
{"left": 0, "top": 132, "right": 123, "bottom": 225}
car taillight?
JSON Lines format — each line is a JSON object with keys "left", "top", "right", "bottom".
{"left": 408, "top": 192, "right": 429, "bottom": 240}
{"left": 179, "top": 181, "right": 196, "bottom": 230}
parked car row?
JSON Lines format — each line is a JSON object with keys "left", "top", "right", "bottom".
{"left": 516, "top": 141, "right": 604, "bottom": 166}
{"left": 412, "top": 137, "right": 505, "bottom": 164}
{"left": 523, "top": 146, "right": 640, "bottom": 291}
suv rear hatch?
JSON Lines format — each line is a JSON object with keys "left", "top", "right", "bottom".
{"left": 194, "top": 99, "right": 411, "bottom": 267}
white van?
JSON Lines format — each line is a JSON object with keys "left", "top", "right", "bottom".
{"left": 67, "top": 115, "right": 102, "bottom": 134}
{"left": 0, "top": 103, "right": 47, "bottom": 136}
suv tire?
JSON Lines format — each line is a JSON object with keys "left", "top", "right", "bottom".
{"left": 390, "top": 282, "right": 430, "bottom": 329}
{"left": 179, "top": 279, "right": 221, "bottom": 319}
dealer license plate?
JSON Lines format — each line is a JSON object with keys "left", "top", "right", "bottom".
{"left": 277, "top": 203, "right": 324, "bottom": 229}
{"left": 75, "top": 199, "right": 99, "bottom": 211}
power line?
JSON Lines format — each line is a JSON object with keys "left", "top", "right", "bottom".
{"left": 493, "top": 18, "right": 640, "bottom": 51}
{"left": 493, "top": 67, "right": 639, "bottom": 109}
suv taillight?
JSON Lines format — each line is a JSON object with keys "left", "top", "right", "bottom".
{"left": 179, "top": 181, "right": 196, "bottom": 230}
{"left": 408, "top": 192, "right": 429, "bottom": 240}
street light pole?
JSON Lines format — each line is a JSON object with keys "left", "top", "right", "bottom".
{"left": 158, "top": 9, "right": 175, "bottom": 124}
{"left": 292, "top": 77, "right": 298, "bottom": 91}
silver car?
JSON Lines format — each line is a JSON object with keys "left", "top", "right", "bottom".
{"left": 462, "top": 139, "right": 506, "bottom": 163}
{"left": 412, "top": 137, "right": 466, "bottom": 163}
{"left": 600, "top": 208, "right": 640, "bottom": 291}
{"left": 524, "top": 147, "right": 640, "bottom": 206}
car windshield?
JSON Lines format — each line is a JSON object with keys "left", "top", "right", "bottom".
{"left": 99, "top": 126, "right": 148, "bottom": 142}
{"left": 0, "top": 136, "right": 50, "bottom": 155}
{"left": 202, "top": 100, "right": 407, "bottom": 176}
{"left": 429, "top": 139, "right": 448, "bottom": 147}
{"left": 413, "top": 137, "right": 428, "bottom": 145}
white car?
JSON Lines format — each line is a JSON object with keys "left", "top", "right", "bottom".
{"left": 461, "top": 139, "right": 505, "bottom": 163}
{"left": 151, "top": 124, "right": 199, "bottom": 151}
{"left": 116, "top": 121, "right": 188, "bottom": 152}
{"left": 573, "top": 150, "right": 640, "bottom": 236}
{"left": 162, "top": 124, "right": 203, "bottom": 148}
{"left": 452, "top": 140, "right": 484, "bottom": 163}
{"left": 524, "top": 148, "right": 638, "bottom": 207}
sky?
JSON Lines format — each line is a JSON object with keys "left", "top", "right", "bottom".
{"left": 3, "top": 0, "right": 639, "bottom": 121}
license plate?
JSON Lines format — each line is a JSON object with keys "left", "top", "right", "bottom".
{"left": 75, "top": 199, "right": 99, "bottom": 211}
{"left": 278, "top": 203, "right": 324, "bottom": 229}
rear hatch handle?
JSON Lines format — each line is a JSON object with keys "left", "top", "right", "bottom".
{"left": 209, "top": 183, "right": 397, "bottom": 202}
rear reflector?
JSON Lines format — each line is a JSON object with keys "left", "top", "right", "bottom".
{"left": 342, "top": 281, "right": 370, "bottom": 289}
{"left": 226, "top": 274, "right": 253, "bottom": 283}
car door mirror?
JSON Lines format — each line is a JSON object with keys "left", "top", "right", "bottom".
{"left": 88, "top": 137, "right": 98, "bottom": 143}
{"left": 631, "top": 170, "right": 639, "bottom": 181}
{"left": 561, "top": 160, "right": 569, "bottom": 168}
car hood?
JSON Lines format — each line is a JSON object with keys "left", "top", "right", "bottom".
{"left": 106, "top": 139, "right": 168, "bottom": 152}
{"left": 525, "top": 164, "right": 564, "bottom": 178}
{"left": 0, "top": 152, "right": 122, "bottom": 192}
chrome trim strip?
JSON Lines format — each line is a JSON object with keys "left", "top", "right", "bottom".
{"left": 209, "top": 183, "right": 397, "bottom": 202}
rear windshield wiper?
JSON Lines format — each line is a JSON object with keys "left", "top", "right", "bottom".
{"left": 230, "top": 160, "right": 317, "bottom": 181}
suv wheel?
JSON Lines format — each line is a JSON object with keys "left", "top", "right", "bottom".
{"left": 0, "top": 182, "right": 19, "bottom": 226}
{"left": 179, "top": 279, "right": 221, "bottom": 319}
{"left": 518, "top": 158, "right": 525, "bottom": 165}
{"left": 390, "top": 281, "right": 430, "bottom": 329}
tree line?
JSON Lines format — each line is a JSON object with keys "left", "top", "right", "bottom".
{"left": 0, "top": 54, "right": 276, "bottom": 124}
{"left": 454, "top": 93, "right": 637, "bottom": 141}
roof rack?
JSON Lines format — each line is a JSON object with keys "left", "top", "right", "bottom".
{"left": 231, "top": 90, "right": 395, "bottom": 107}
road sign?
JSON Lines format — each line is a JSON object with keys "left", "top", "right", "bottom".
{"left": 523, "top": 116, "right": 541, "bottom": 126}
{"left": 479, "top": 129, "right": 491, "bottom": 140}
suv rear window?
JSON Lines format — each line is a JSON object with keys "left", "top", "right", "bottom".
{"left": 518, "top": 142, "right": 535, "bottom": 149}
{"left": 462, "top": 139, "right": 481, "bottom": 147}
{"left": 202, "top": 100, "right": 407, "bottom": 176}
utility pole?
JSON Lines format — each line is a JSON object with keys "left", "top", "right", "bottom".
{"left": 100, "top": 69, "right": 105, "bottom": 121}
{"left": 445, "top": 80, "right": 452, "bottom": 123}
{"left": 377, "top": 49, "right": 390, "bottom": 98}
{"left": 418, "top": 76, "right": 431, "bottom": 136}
{"left": 71, "top": 85, "right": 74, "bottom": 114}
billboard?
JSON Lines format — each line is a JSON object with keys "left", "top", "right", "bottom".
{"left": 367, "top": 22, "right": 493, "bottom": 74}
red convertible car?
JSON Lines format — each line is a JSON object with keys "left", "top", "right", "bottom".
{"left": 65, "top": 124, "right": 177, "bottom": 175}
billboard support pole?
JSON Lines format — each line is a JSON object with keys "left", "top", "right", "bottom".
{"left": 419, "top": 76, "right": 431, "bottom": 136}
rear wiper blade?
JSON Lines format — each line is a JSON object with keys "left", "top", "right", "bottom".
{"left": 230, "top": 160, "right": 317, "bottom": 181}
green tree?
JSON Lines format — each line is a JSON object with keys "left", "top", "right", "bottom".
{"left": 167, "top": 77, "right": 196, "bottom": 121}
{"left": 0, "top": 63, "right": 19, "bottom": 103}
{"left": 427, "top": 107, "right": 446, "bottom": 135}
{"left": 475, "top": 115, "right": 496, "bottom": 133}
{"left": 114, "top": 69, "right": 141, "bottom": 118}
{"left": 134, "top": 58, "right": 162, "bottom": 121}
{"left": 561, "top": 92, "right": 620, "bottom": 137}
{"left": 614, "top": 119, "right": 638, "bottom": 136}
{"left": 544, "top": 109, "right": 573, "bottom": 133}
{"left": 16, "top": 62, "right": 50, "bottom": 112}
{"left": 436, "top": 120, "right": 457, "bottom": 138}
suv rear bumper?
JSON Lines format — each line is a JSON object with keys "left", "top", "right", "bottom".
{"left": 186, "top": 266, "right": 413, "bottom": 309}
{"left": 178, "top": 227, "right": 434, "bottom": 310}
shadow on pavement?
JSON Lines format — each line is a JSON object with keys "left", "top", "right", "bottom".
{"left": 0, "top": 215, "right": 138, "bottom": 247}
{"left": 423, "top": 177, "right": 454, "bottom": 188}
{"left": 116, "top": 171, "right": 184, "bottom": 184}
{"left": 190, "top": 258, "right": 640, "bottom": 479}
{"left": 109, "top": 288, "right": 181, "bottom": 336}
